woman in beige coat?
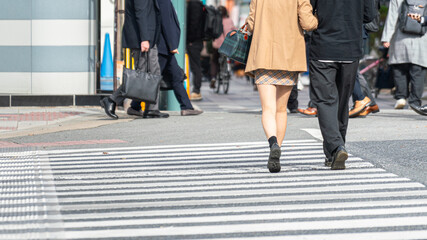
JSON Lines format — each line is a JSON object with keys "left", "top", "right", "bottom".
{"left": 245, "top": 0, "right": 317, "bottom": 173}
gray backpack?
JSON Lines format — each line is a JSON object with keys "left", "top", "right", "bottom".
{"left": 399, "top": 0, "right": 427, "bottom": 35}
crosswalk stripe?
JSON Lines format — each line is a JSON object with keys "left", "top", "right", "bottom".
{"left": 1, "top": 140, "right": 426, "bottom": 239}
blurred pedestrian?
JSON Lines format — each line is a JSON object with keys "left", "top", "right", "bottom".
{"left": 309, "top": 0, "right": 377, "bottom": 169}
{"left": 210, "top": 6, "right": 236, "bottom": 89}
{"left": 127, "top": 0, "right": 203, "bottom": 117}
{"left": 187, "top": 0, "right": 205, "bottom": 101}
{"left": 245, "top": 0, "right": 318, "bottom": 173}
{"left": 100, "top": 0, "right": 169, "bottom": 119}
{"left": 382, "top": 0, "right": 427, "bottom": 115}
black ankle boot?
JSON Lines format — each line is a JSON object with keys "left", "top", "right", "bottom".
{"left": 268, "top": 143, "right": 281, "bottom": 173}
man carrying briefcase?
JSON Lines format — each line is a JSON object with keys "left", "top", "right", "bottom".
{"left": 100, "top": 0, "right": 169, "bottom": 119}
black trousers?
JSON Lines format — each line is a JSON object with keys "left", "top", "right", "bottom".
{"left": 131, "top": 53, "right": 194, "bottom": 111}
{"left": 187, "top": 40, "right": 203, "bottom": 94}
{"left": 309, "top": 60, "right": 359, "bottom": 159}
{"left": 287, "top": 85, "right": 299, "bottom": 110}
{"left": 393, "top": 63, "right": 427, "bottom": 107}
{"left": 352, "top": 72, "right": 376, "bottom": 105}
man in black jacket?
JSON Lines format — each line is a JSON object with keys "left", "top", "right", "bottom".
{"left": 309, "top": 0, "right": 377, "bottom": 169}
{"left": 100, "top": 0, "right": 169, "bottom": 119}
{"left": 186, "top": 0, "right": 205, "bottom": 101}
{"left": 127, "top": 0, "right": 203, "bottom": 116}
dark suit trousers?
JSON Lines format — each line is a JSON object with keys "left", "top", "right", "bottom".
{"left": 393, "top": 63, "right": 426, "bottom": 107}
{"left": 111, "top": 47, "right": 161, "bottom": 111}
{"left": 309, "top": 60, "right": 359, "bottom": 159}
{"left": 187, "top": 40, "right": 203, "bottom": 94}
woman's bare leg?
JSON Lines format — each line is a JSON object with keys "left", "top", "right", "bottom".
{"left": 257, "top": 85, "right": 277, "bottom": 139}
{"left": 276, "top": 85, "right": 293, "bottom": 146}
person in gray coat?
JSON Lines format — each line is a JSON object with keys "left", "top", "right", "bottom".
{"left": 381, "top": 0, "right": 427, "bottom": 116}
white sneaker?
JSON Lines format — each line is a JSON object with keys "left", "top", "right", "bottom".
{"left": 394, "top": 99, "right": 407, "bottom": 109}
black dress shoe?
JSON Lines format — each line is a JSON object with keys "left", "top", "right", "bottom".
{"left": 143, "top": 110, "right": 169, "bottom": 118}
{"left": 100, "top": 97, "right": 118, "bottom": 119}
{"left": 331, "top": 146, "right": 348, "bottom": 170}
{"left": 409, "top": 104, "right": 427, "bottom": 116}
{"left": 267, "top": 143, "right": 281, "bottom": 173}
{"left": 127, "top": 107, "right": 144, "bottom": 117}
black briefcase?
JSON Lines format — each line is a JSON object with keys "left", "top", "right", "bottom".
{"left": 121, "top": 52, "right": 162, "bottom": 104}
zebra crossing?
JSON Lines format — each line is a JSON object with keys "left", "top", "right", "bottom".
{"left": 1, "top": 139, "right": 427, "bottom": 239}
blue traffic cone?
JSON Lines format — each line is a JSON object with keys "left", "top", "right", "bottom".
{"left": 101, "top": 33, "right": 114, "bottom": 91}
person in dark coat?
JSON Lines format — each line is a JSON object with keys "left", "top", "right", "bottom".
{"left": 127, "top": 0, "right": 203, "bottom": 116}
{"left": 309, "top": 0, "right": 377, "bottom": 169}
{"left": 100, "top": 0, "right": 169, "bottom": 119}
{"left": 186, "top": 0, "right": 205, "bottom": 101}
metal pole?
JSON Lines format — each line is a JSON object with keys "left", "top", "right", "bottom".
{"left": 113, "top": 0, "right": 118, "bottom": 91}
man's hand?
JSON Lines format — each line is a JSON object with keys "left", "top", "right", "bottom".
{"left": 408, "top": 13, "right": 422, "bottom": 22}
{"left": 382, "top": 42, "right": 390, "bottom": 48}
{"left": 141, "top": 41, "right": 150, "bottom": 52}
{"left": 170, "top": 49, "right": 179, "bottom": 54}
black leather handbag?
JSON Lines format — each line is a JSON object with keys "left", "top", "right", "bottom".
{"left": 121, "top": 52, "right": 162, "bottom": 104}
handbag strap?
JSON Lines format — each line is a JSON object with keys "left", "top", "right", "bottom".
{"left": 137, "top": 51, "right": 150, "bottom": 73}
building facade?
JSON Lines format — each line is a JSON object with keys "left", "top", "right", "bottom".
{"left": 0, "top": 0, "right": 98, "bottom": 98}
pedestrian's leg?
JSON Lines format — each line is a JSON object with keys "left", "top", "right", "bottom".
{"left": 352, "top": 74, "right": 365, "bottom": 102}
{"left": 358, "top": 72, "right": 377, "bottom": 105}
{"left": 309, "top": 60, "right": 343, "bottom": 158}
{"left": 187, "top": 41, "right": 203, "bottom": 94}
{"left": 287, "top": 85, "right": 298, "bottom": 112}
{"left": 408, "top": 64, "right": 427, "bottom": 107}
{"left": 168, "top": 56, "right": 194, "bottom": 110}
{"left": 276, "top": 85, "right": 293, "bottom": 146}
{"left": 393, "top": 64, "right": 409, "bottom": 100}
{"left": 257, "top": 84, "right": 277, "bottom": 140}
{"left": 337, "top": 62, "right": 358, "bottom": 143}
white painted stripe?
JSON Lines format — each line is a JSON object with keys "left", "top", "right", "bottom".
{"left": 56, "top": 207, "right": 427, "bottom": 228}
{"left": 58, "top": 190, "right": 427, "bottom": 210}
{"left": 48, "top": 146, "right": 324, "bottom": 161}
{"left": 61, "top": 216, "right": 427, "bottom": 238}
{"left": 48, "top": 148, "right": 325, "bottom": 162}
{"left": 52, "top": 173, "right": 400, "bottom": 190}
{"left": 50, "top": 178, "right": 413, "bottom": 196}
{"left": 0, "top": 20, "right": 31, "bottom": 46}
{"left": 45, "top": 139, "right": 318, "bottom": 154}
{"left": 32, "top": 20, "right": 96, "bottom": 46}
{"left": 31, "top": 72, "right": 95, "bottom": 95}
{"left": 7, "top": 206, "right": 427, "bottom": 230}
{"left": 0, "top": 73, "right": 31, "bottom": 94}
{"left": 46, "top": 161, "right": 374, "bottom": 174}
{"left": 47, "top": 154, "right": 329, "bottom": 165}
{"left": 218, "top": 231, "right": 427, "bottom": 240}
{"left": 0, "top": 166, "right": 381, "bottom": 178}
{"left": 56, "top": 183, "right": 425, "bottom": 203}
{"left": 48, "top": 156, "right": 363, "bottom": 169}
{"left": 302, "top": 128, "right": 323, "bottom": 140}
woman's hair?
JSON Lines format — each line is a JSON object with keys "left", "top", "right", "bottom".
{"left": 218, "top": 6, "right": 228, "bottom": 18}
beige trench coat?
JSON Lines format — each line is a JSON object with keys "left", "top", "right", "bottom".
{"left": 245, "top": 0, "right": 318, "bottom": 75}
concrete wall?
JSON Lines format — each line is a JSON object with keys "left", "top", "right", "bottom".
{"left": 0, "top": 0, "right": 97, "bottom": 95}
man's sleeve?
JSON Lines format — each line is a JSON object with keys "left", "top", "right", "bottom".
{"left": 363, "top": 0, "right": 377, "bottom": 23}
{"left": 159, "top": 1, "right": 180, "bottom": 51}
{"left": 134, "top": 0, "right": 152, "bottom": 43}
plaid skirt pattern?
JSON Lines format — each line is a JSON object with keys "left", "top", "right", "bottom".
{"left": 255, "top": 69, "right": 298, "bottom": 86}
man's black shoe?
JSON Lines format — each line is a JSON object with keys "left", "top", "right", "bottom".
{"left": 100, "top": 97, "right": 118, "bottom": 119}
{"left": 267, "top": 143, "right": 281, "bottom": 173}
{"left": 143, "top": 110, "right": 169, "bottom": 118}
{"left": 409, "top": 104, "right": 427, "bottom": 116}
{"left": 127, "top": 107, "right": 144, "bottom": 117}
{"left": 331, "top": 146, "right": 348, "bottom": 170}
